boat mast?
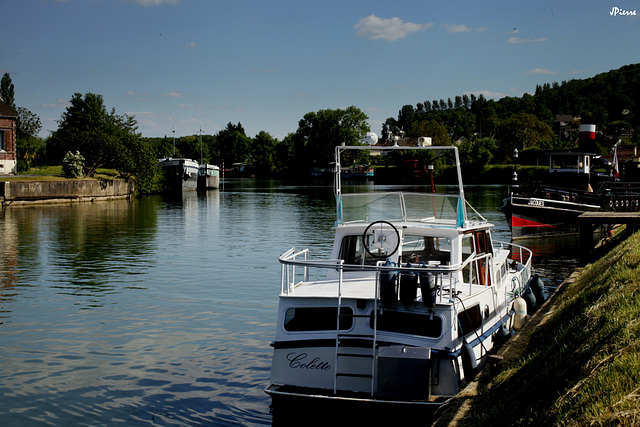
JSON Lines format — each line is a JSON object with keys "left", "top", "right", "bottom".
{"left": 172, "top": 124, "right": 176, "bottom": 157}
{"left": 199, "top": 128, "right": 203, "bottom": 165}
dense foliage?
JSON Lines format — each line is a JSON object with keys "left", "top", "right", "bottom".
{"left": 47, "top": 92, "right": 161, "bottom": 193}
{"left": 2, "top": 64, "right": 639, "bottom": 190}
{"left": 384, "top": 64, "right": 639, "bottom": 164}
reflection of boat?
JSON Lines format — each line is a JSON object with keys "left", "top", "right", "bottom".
{"left": 197, "top": 164, "right": 220, "bottom": 190}
{"left": 502, "top": 146, "right": 640, "bottom": 239}
{"left": 342, "top": 164, "right": 374, "bottom": 179}
{"left": 158, "top": 158, "right": 198, "bottom": 192}
{"left": 266, "top": 143, "right": 536, "bottom": 411}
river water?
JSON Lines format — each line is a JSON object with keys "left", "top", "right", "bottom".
{"left": 0, "top": 180, "right": 578, "bottom": 426}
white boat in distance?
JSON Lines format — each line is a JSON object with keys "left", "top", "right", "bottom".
{"left": 266, "top": 142, "right": 539, "bottom": 411}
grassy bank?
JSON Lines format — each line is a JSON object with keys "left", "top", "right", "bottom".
{"left": 1, "top": 167, "right": 119, "bottom": 181}
{"left": 444, "top": 231, "right": 640, "bottom": 425}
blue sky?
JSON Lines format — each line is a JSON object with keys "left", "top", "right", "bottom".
{"left": 2, "top": 0, "right": 638, "bottom": 140}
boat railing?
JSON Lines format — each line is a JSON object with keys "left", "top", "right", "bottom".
{"left": 279, "top": 247, "right": 507, "bottom": 305}
{"left": 494, "top": 240, "right": 533, "bottom": 296}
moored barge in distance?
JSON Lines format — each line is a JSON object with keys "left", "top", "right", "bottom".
{"left": 158, "top": 157, "right": 199, "bottom": 193}
{"left": 266, "top": 139, "right": 538, "bottom": 412}
{"left": 197, "top": 163, "right": 220, "bottom": 190}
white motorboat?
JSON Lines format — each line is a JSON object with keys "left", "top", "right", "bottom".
{"left": 266, "top": 142, "right": 540, "bottom": 411}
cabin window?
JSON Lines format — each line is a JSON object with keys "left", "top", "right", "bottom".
{"left": 372, "top": 310, "right": 443, "bottom": 338}
{"left": 0, "top": 130, "right": 5, "bottom": 152}
{"left": 461, "top": 235, "right": 477, "bottom": 284}
{"left": 474, "top": 230, "right": 492, "bottom": 286}
{"left": 339, "top": 235, "right": 388, "bottom": 265}
{"left": 402, "top": 235, "right": 450, "bottom": 265}
{"left": 458, "top": 304, "right": 482, "bottom": 337}
{"left": 284, "top": 307, "right": 353, "bottom": 332}
{"left": 551, "top": 155, "right": 580, "bottom": 170}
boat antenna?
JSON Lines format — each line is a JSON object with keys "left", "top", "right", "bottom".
{"left": 199, "top": 128, "right": 203, "bottom": 164}
{"left": 172, "top": 124, "right": 176, "bottom": 157}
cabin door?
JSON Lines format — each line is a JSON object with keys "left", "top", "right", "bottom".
{"left": 474, "top": 231, "right": 492, "bottom": 286}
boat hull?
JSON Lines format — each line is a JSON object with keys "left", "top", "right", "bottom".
{"left": 503, "top": 192, "right": 640, "bottom": 239}
{"left": 503, "top": 195, "right": 601, "bottom": 238}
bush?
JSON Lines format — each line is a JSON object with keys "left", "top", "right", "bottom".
{"left": 62, "top": 150, "right": 85, "bottom": 178}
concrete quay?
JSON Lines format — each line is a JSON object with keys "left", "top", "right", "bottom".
{"left": 1, "top": 179, "right": 135, "bottom": 206}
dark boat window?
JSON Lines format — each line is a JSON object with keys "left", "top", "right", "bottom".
{"left": 458, "top": 304, "right": 482, "bottom": 337}
{"left": 402, "top": 235, "right": 450, "bottom": 265}
{"left": 284, "top": 307, "right": 353, "bottom": 332}
{"left": 372, "top": 310, "right": 442, "bottom": 338}
{"left": 339, "top": 235, "right": 387, "bottom": 266}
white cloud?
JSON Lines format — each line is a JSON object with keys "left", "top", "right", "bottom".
{"left": 507, "top": 36, "right": 547, "bottom": 44}
{"left": 355, "top": 15, "right": 433, "bottom": 41}
{"left": 184, "top": 42, "right": 197, "bottom": 48}
{"left": 162, "top": 92, "right": 185, "bottom": 98}
{"left": 129, "top": 0, "right": 180, "bottom": 6}
{"left": 525, "top": 68, "right": 556, "bottom": 75}
{"left": 444, "top": 24, "right": 472, "bottom": 34}
{"left": 41, "top": 99, "right": 69, "bottom": 109}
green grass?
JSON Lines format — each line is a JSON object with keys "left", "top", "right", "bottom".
{"left": 457, "top": 231, "right": 640, "bottom": 426}
{"left": 2, "top": 166, "right": 120, "bottom": 181}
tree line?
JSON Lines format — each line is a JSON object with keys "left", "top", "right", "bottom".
{"left": 1, "top": 63, "right": 638, "bottom": 194}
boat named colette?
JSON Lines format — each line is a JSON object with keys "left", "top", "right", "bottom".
{"left": 266, "top": 141, "right": 540, "bottom": 411}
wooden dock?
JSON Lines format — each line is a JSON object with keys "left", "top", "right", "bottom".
{"left": 578, "top": 211, "right": 640, "bottom": 262}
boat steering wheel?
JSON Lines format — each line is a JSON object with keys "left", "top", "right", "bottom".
{"left": 362, "top": 220, "right": 400, "bottom": 257}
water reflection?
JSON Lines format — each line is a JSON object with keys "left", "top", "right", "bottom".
{"left": 0, "top": 181, "right": 581, "bottom": 426}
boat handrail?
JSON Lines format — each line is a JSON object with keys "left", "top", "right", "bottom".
{"left": 278, "top": 245, "right": 512, "bottom": 303}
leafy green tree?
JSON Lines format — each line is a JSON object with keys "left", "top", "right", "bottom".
{"left": 2, "top": 73, "right": 47, "bottom": 171}
{"left": 458, "top": 137, "right": 498, "bottom": 173}
{"left": 407, "top": 120, "right": 451, "bottom": 145}
{"left": 496, "top": 113, "right": 554, "bottom": 161}
{"left": 293, "top": 106, "right": 369, "bottom": 173}
{"left": 1, "top": 73, "right": 16, "bottom": 112}
{"left": 217, "top": 122, "right": 251, "bottom": 165}
{"left": 47, "top": 92, "right": 160, "bottom": 193}
{"left": 251, "top": 131, "right": 277, "bottom": 176}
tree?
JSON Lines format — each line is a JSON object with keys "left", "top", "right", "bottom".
{"left": 293, "top": 106, "right": 369, "bottom": 174}
{"left": 251, "top": 131, "right": 277, "bottom": 176}
{"left": 1, "top": 73, "right": 16, "bottom": 112}
{"left": 217, "top": 122, "right": 251, "bottom": 165}
{"left": 47, "top": 92, "right": 160, "bottom": 193}
{"left": 496, "top": 113, "right": 554, "bottom": 161}
{"left": 407, "top": 120, "right": 451, "bottom": 145}
{"left": 16, "top": 107, "right": 44, "bottom": 171}
{"left": 2, "top": 73, "right": 47, "bottom": 171}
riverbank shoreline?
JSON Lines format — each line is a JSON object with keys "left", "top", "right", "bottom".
{"left": 431, "top": 268, "right": 583, "bottom": 426}
{"left": 432, "top": 228, "right": 640, "bottom": 425}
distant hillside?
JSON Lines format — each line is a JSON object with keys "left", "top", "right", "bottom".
{"left": 384, "top": 63, "right": 639, "bottom": 162}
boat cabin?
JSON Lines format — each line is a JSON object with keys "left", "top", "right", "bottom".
{"left": 548, "top": 151, "right": 592, "bottom": 174}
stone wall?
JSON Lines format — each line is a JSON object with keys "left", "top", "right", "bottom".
{"left": 1, "top": 179, "right": 135, "bottom": 206}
